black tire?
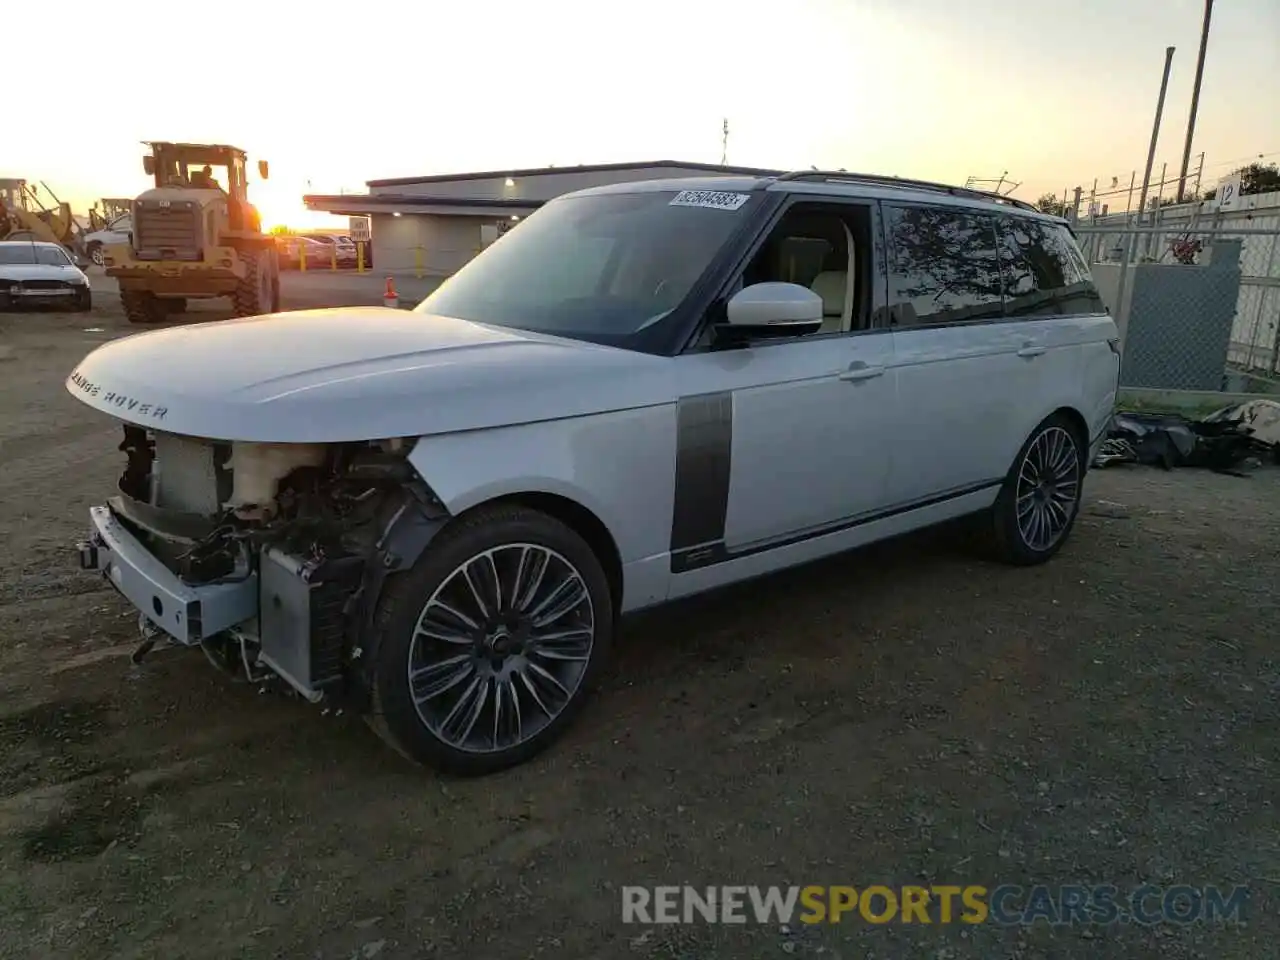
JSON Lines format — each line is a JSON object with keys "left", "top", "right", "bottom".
{"left": 166, "top": 297, "right": 187, "bottom": 314}
{"left": 231, "top": 248, "right": 276, "bottom": 317}
{"left": 367, "top": 503, "right": 614, "bottom": 776}
{"left": 120, "top": 289, "right": 167, "bottom": 324}
{"left": 87, "top": 242, "right": 104, "bottom": 267}
{"left": 988, "top": 413, "right": 1086, "bottom": 566}
{"left": 72, "top": 287, "right": 92, "bottom": 312}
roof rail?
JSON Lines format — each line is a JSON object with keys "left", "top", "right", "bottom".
{"left": 774, "top": 170, "right": 1040, "bottom": 213}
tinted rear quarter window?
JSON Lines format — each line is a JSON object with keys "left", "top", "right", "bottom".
{"left": 884, "top": 204, "right": 1004, "bottom": 326}
{"left": 999, "top": 217, "right": 1105, "bottom": 316}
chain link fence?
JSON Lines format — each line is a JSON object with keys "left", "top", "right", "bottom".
{"left": 1075, "top": 216, "right": 1280, "bottom": 392}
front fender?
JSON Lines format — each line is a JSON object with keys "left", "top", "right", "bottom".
{"left": 407, "top": 405, "right": 678, "bottom": 607}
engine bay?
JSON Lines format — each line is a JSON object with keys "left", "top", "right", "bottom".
{"left": 106, "top": 426, "right": 444, "bottom": 701}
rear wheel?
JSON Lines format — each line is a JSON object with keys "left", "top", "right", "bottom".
{"left": 231, "top": 249, "right": 276, "bottom": 317}
{"left": 120, "top": 289, "right": 167, "bottom": 324}
{"left": 165, "top": 297, "right": 187, "bottom": 314}
{"left": 988, "top": 413, "right": 1085, "bottom": 565}
{"left": 367, "top": 503, "right": 613, "bottom": 775}
{"left": 87, "top": 242, "right": 104, "bottom": 267}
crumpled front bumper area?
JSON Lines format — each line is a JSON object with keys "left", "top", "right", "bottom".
{"left": 77, "top": 504, "right": 258, "bottom": 644}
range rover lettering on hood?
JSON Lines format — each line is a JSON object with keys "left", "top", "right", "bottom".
{"left": 68, "top": 370, "right": 169, "bottom": 420}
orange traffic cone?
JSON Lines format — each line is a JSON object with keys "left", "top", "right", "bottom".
{"left": 382, "top": 276, "right": 399, "bottom": 309}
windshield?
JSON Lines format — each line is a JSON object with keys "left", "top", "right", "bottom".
{"left": 415, "top": 189, "right": 757, "bottom": 342}
{"left": 0, "top": 245, "right": 71, "bottom": 266}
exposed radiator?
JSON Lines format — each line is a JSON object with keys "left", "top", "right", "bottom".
{"left": 152, "top": 433, "right": 224, "bottom": 515}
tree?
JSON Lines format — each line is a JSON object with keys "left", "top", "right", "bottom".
{"left": 1035, "top": 193, "right": 1069, "bottom": 217}
{"left": 1238, "top": 162, "right": 1280, "bottom": 196}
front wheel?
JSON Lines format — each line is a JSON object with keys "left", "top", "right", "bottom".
{"left": 988, "top": 414, "right": 1085, "bottom": 565}
{"left": 368, "top": 503, "right": 613, "bottom": 775}
{"left": 231, "top": 249, "right": 276, "bottom": 317}
{"left": 72, "top": 287, "right": 92, "bottom": 312}
{"left": 87, "top": 242, "right": 104, "bottom": 267}
{"left": 120, "top": 289, "right": 166, "bottom": 324}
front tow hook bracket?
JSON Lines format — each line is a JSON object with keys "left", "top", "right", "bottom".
{"left": 76, "top": 539, "right": 99, "bottom": 570}
{"left": 131, "top": 614, "right": 165, "bottom": 664}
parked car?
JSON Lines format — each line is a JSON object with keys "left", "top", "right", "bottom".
{"left": 302, "top": 233, "right": 358, "bottom": 267}
{"left": 81, "top": 215, "right": 132, "bottom": 267}
{"left": 275, "top": 234, "right": 330, "bottom": 270}
{"left": 67, "top": 172, "right": 1118, "bottom": 775}
{"left": 1, "top": 240, "right": 92, "bottom": 311}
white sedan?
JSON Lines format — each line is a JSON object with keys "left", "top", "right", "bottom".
{"left": 0, "top": 241, "right": 92, "bottom": 311}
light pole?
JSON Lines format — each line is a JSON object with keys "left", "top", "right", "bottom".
{"left": 1137, "top": 46, "right": 1176, "bottom": 224}
{"left": 1177, "top": 0, "right": 1214, "bottom": 202}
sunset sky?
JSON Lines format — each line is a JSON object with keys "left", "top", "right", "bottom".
{"left": 9, "top": 0, "right": 1279, "bottom": 229}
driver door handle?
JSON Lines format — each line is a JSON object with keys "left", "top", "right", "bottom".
{"left": 1017, "top": 340, "right": 1047, "bottom": 359}
{"left": 839, "top": 362, "right": 886, "bottom": 383}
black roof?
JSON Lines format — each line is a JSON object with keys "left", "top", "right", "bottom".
{"left": 303, "top": 193, "right": 546, "bottom": 211}
{"left": 366, "top": 159, "right": 785, "bottom": 188}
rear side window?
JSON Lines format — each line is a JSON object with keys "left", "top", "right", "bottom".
{"left": 999, "top": 218, "right": 1105, "bottom": 316}
{"left": 884, "top": 204, "right": 1004, "bottom": 326}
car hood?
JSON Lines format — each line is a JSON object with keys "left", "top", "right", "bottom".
{"left": 66, "top": 307, "right": 676, "bottom": 442}
{"left": 2, "top": 264, "right": 83, "bottom": 282}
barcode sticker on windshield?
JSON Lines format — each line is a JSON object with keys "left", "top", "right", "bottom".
{"left": 669, "top": 190, "right": 750, "bottom": 211}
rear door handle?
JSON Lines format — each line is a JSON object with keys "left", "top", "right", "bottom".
{"left": 1016, "top": 341, "right": 1047, "bottom": 359}
{"left": 839, "top": 362, "right": 886, "bottom": 382}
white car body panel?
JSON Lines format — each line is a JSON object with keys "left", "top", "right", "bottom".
{"left": 67, "top": 307, "right": 676, "bottom": 442}
{"left": 408, "top": 405, "right": 680, "bottom": 611}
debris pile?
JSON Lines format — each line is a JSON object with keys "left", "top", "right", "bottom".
{"left": 1094, "top": 399, "right": 1280, "bottom": 472}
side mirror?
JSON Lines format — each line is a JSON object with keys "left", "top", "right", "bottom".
{"left": 723, "top": 282, "right": 823, "bottom": 337}
{"left": 258, "top": 160, "right": 270, "bottom": 180}
{"left": 143, "top": 155, "right": 155, "bottom": 177}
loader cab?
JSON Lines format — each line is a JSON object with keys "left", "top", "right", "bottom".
{"left": 140, "top": 142, "right": 270, "bottom": 235}
{"left": 143, "top": 142, "right": 257, "bottom": 203}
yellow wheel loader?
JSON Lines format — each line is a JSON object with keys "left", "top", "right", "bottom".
{"left": 0, "top": 179, "right": 78, "bottom": 247}
{"left": 103, "top": 143, "right": 280, "bottom": 323}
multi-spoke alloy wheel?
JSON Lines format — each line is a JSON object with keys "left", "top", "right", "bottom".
{"left": 990, "top": 415, "right": 1085, "bottom": 566}
{"left": 369, "top": 504, "right": 613, "bottom": 775}
{"left": 1014, "top": 426, "right": 1080, "bottom": 552}
{"left": 408, "top": 544, "right": 595, "bottom": 754}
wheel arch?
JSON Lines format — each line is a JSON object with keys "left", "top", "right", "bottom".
{"left": 1008, "top": 402, "right": 1091, "bottom": 471}
{"left": 449, "top": 488, "right": 624, "bottom": 617}
{"left": 1048, "top": 405, "right": 1090, "bottom": 450}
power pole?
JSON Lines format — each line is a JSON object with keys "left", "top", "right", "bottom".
{"left": 721, "top": 118, "right": 729, "bottom": 166}
{"left": 1177, "top": 0, "right": 1214, "bottom": 202}
{"left": 1137, "top": 46, "right": 1176, "bottom": 225}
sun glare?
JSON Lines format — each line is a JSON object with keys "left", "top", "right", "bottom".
{"left": 251, "top": 180, "right": 345, "bottom": 233}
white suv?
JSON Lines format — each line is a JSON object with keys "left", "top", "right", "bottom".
{"left": 68, "top": 171, "right": 1119, "bottom": 775}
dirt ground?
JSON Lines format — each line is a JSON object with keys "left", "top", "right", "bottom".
{"left": 0, "top": 293, "right": 1277, "bottom": 960}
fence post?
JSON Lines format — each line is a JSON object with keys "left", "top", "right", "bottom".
{"left": 1253, "top": 233, "right": 1280, "bottom": 372}
{"left": 1113, "top": 230, "right": 1137, "bottom": 352}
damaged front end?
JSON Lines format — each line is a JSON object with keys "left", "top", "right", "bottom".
{"left": 77, "top": 426, "right": 448, "bottom": 705}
